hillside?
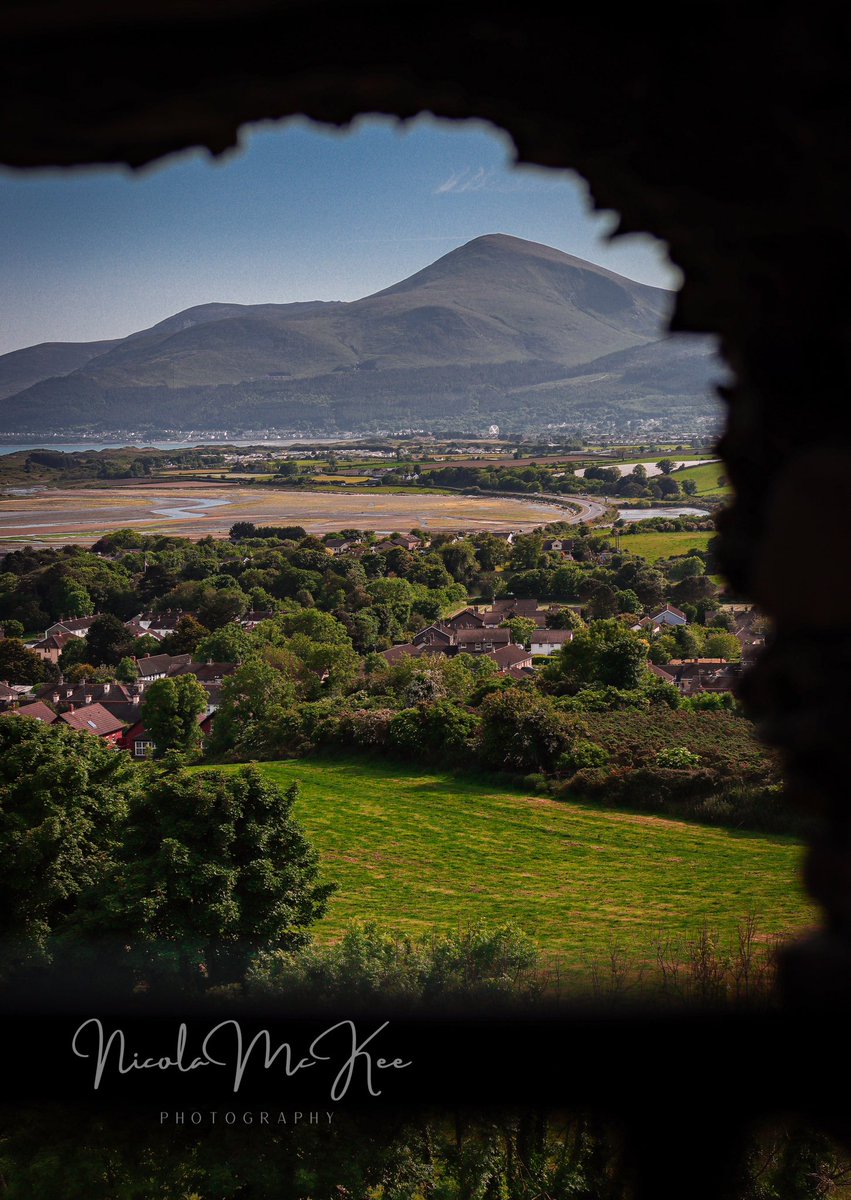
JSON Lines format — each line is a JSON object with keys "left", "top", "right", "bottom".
{"left": 236, "top": 757, "right": 810, "bottom": 970}
{"left": 0, "top": 234, "right": 722, "bottom": 434}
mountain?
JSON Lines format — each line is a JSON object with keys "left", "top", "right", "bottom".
{"left": 0, "top": 235, "right": 722, "bottom": 434}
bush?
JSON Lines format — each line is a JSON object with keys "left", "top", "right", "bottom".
{"left": 655, "top": 746, "right": 702, "bottom": 769}
{"left": 558, "top": 739, "right": 610, "bottom": 771}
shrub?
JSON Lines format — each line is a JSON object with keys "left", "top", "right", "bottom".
{"left": 559, "top": 739, "right": 610, "bottom": 771}
{"left": 655, "top": 746, "right": 702, "bottom": 769}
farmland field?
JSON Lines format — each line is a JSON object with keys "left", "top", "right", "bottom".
{"left": 674, "top": 461, "right": 731, "bottom": 497}
{"left": 231, "top": 757, "right": 813, "bottom": 973}
{"left": 618, "top": 529, "right": 714, "bottom": 561}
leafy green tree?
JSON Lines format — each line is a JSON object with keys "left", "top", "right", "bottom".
{"left": 0, "top": 638, "right": 48, "bottom": 683}
{"left": 704, "top": 630, "right": 742, "bottom": 660}
{"left": 115, "top": 656, "right": 139, "bottom": 683}
{"left": 478, "top": 689, "right": 568, "bottom": 772}
{"left": 1, "top": 618, "right": 24, "bottom": 638}
{"left": 655, "top": 457, "right": 676, "bottom": 474}
{"left": 549, "top": 619, "right": 648, "bottom": 692}
{"left": 159, "top": 613, "right": 210, "bottom": 656}
{"left": 52, "top": 578, "right": 92, "bottom": 619}
{"left": 195, "top": 622, "right": 254, "bottom": 663}
{"left": 98, "top": 767, "right": 335, "bottom": 985}
{"left": 682, "top": 478, "right": 699, "bottom": 495}
{"left": 141, "top": 674, "right": 208, "bottom": 757}
{"left": 197, "top": 587, "right": 248, "bottom": 630}
{"left": 85, "top": 613, "right": 132, "bottom": 667}
{"left": 0, "top": 717, "right": 137, "bottom": 967}
{"left": 500, "top": 616, "right": 538, "bottom": 646}
{"left": 208, "top": 660, "right": 296, "bottom": 758}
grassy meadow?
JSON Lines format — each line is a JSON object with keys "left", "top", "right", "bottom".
{"left": 230, "top": 757, "right": 813, "bottom": 975}
{"left": 616, "top": 528, "right": 714, "bottom": 561}
{"left": 674, "top": 460, "right": 730, "bottom": 497}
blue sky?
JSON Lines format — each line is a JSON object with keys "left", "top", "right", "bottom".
{"left": 0, "top": 115, "right": 680, "bottom": 356}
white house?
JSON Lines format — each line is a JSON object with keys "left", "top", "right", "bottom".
{"left": 530, "top": 629, "right": 573, "bottom": 656}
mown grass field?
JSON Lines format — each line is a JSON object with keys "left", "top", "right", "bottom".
{"left": 674, "top": 461, "right": 730, "bottom": 497}
{"left": 618, "top": 529, "right": 714, "bottom": 561}
{"left": 231, "top": 757, "right": 813, "bottom": 972}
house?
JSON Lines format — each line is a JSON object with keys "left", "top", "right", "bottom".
{"left": 0, "top": 682, "right": 19, "bottom": 710}
{"left": 452, "top": 628, "right": 511, "bottom": 655}
{"left": 411, "top": 625, "right": 454, "bottom": 649}
{"left": 129, "top": 609, "right": 192, "bottom": 638}
{"left": 44, "top": 615, "right": 98, "bottom": 639}
{"left": 35, "top": 679, "right": 138, "bottom": 714}
{"left": 442, "top": 608, "right": 486, "bottom": 631}
{"left": 530, "top": 629, "right": 573, "bottom": 656}
{"left": 121, "top": 707, "right": 214, "bottom": 759}
{"left": 169, "top": 661, "right": 238, "bottom": 684}
{"left": 58, "top": 703, "right": 126, "bottom": 744}
{"left": 324, "top": 538, "right": 353, "bottom": 555}
{"left": 647, "top": 663, "right": 677, "bottom": 685}
{"left": 380, "top": 643, "right": 426, "bottom": 665}
{"left": 542, "top": 538, "right": 573, "bottom": 557}
{"left": 238, "top": 610, "right": 276, "bottom": 630}
{"left": 124, "top": 616, "right": 163, "bottom": 641}
{"left": 136, "top": 652, "right": 193, "bottom": 681}
{"left": 30, "top": 631, "right": 75, "bottom": 663}
{"left": 1, "top": 700, "right": 57, "bottom": 725}
{"left": 647, "top": 604, "right": 688, "bottom": 628}
{"left": 489, "top": 644, "right": 534, "bottom": 673}
{"left": 665, "top": 659, "right": 743, "bottom": 695}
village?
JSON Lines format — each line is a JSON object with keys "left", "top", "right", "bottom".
{"left": 0, "top": 522, "right": 764, "bottom": 762}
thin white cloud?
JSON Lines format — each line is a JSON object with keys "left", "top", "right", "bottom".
{"left": 434, "top": 167, "right": 497, "bottom": 195}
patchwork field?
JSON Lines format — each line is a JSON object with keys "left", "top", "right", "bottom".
{"left": 674, "top": 460, "right": 731, "bottom": 497}
{"left": 0, "top": 483, "right": 570, "bottom": 546}
{"left": 234, "top": 757, "right": 814, "bottom": 973}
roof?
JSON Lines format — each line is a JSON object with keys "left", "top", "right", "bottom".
{"left": 454, "top": 627, "right": 511, "bottom": 645}
{"left": 648, "top": 663, "right": 677, "bottom": 683}
{"left": 137, "top": 652, "right": 193, "bottom": 677}
{"left": 59, "top": 703, "right": 126, "bottom": 736}
{"left": 380, "top": 643, "right": 424, "bottom": 664}
{"left": 47, "top": 616, "right": 96, "bottom": 633}
{"left": 490, "top": 644, "right": 534, "bottom": 668}
{"left": 2, "top": 701, "right": 57, "bottom": 724}
{"left": 0, "top": 681, "right": 18, "bottom": 701}
{"left": 170, "top": 661, "right": 238, "bottom": 682}
{"left": 32, "top": 631, "right": 75, "bottom": 651}
{"left": 530, "top": 629, "right": 572, "bottom": 643}
{"left": 652, "top": 604, "right": 687, "bottom": 620}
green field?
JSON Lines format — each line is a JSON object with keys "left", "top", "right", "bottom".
{"left": 674, "top": 461, "right": 730, "bottom": 497}
{"left": 235, "top": 758, "right": 813, "bottom": 972}
{"left": 619, "top": 529, "right": 714, "bottom": 561}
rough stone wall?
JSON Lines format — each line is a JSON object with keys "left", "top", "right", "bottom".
{"left": 2, "top": 1, "right": 850, "bottom": 1185}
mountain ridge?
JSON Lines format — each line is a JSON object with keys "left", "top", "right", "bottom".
{"left": 0, "top": 234, "right": 721, "bottom": 434}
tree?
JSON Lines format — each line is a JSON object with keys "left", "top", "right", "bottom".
{"left": 655, "top": 458, "right": 676, "bottom": 475}
{"left": 0, "top": 717, "right": 137, "bottom": 967}
{"left": 194, "top": 622, "right": 254, "bottom": 664}
{"left": 704, "top": 630, "right": 742, "bottom": 660}
{"left": 500, "top": 616, "right": 538, "bottom": 647}
{"left": 208, "top": 660, "right": 296, "bottom": 758}
{"left": 682, "top": 479, "right": 699, "bottom": 496}
{"left": 549, "top": 619, "right": 648, "bottom": 692}
{"left": 0, "top": 638, "right": 48, "bottom": 683}
{"left": 478, "top": 689, "right": 568, "bottom": 772}
{"left": 100, "top": 766, "right": 336, "bottom": 985}
{"left": 159, "top": 613, "right": 210, "bottom": 656}
{"left": 1, "top": 619, "right": 25, "bottom": 639}
{"left": 115, "top": 656, "right": 139, "bottom": 683}
{"left": 85, "top": 614, "right": 132, "bottom": 667}
{"left": 52, "top": 578, "right": 91, "bottom": 619}
{"left": 197, "top": 587, "right": 248, "bottom": 630}
{"left": 141, "top": 675, "right": 208, "bottom": 757}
